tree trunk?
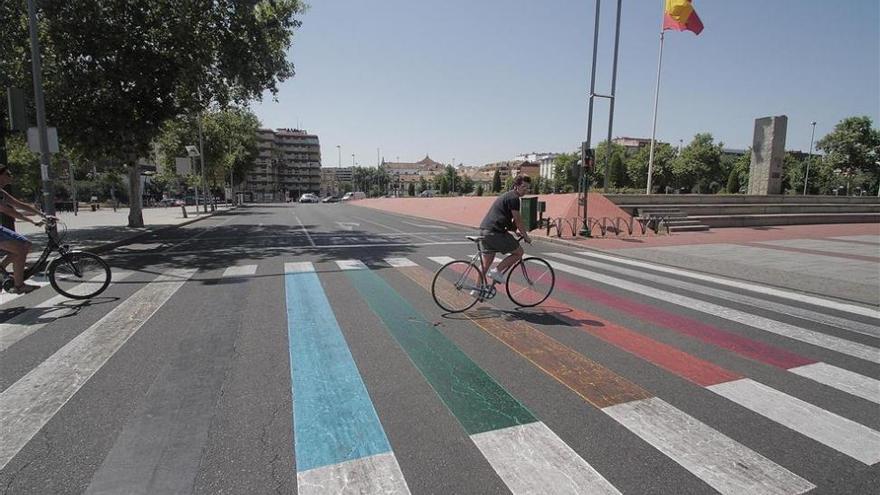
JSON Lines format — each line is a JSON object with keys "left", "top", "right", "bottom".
{"left": 127, "top": 163, "right": 144, "bottom": 227}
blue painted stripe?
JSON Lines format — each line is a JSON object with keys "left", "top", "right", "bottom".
{"left": 285, "top": 266, "right": 392, "bottom": 472}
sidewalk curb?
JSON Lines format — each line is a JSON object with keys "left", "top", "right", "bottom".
{"left": 87, "top": 206, "right": 236, "bottom": 255}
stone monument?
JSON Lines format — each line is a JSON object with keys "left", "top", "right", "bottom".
{"left": 748, "top": 115, "right": 788, "bottom": 195}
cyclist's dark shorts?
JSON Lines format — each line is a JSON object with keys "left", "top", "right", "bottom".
{"left": 0, "top": 226, "right": 28, "bottom": 243}
{"left": 480, "top": 229, "right": 518, "bottom": 254}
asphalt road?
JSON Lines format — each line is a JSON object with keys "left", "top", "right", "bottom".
{"left": 1, "top": 203, "right": 878, "bottom": 494}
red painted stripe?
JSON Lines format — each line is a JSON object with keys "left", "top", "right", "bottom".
{"left": 501, "top": 281, "right": 741, "bottom": 387}
{"left": 552, "top": 276, "right": 816, "bottom": 370}
{"left": 743, "top": 242, "right": 880, "bottom": 262}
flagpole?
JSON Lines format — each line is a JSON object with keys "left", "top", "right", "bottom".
{"left": 646, "top": 11, "right": 666, "bottom": 194}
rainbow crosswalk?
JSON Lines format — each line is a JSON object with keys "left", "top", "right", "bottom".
{"left": 1, "top": 250, "right": 878, "bottom": 494}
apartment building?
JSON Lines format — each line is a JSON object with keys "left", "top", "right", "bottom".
{"left": 243, "top": 128, "right": 321, "bottom": 202}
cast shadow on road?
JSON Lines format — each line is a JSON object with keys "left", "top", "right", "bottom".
{"left": 96, "top": 220, "right": 419, "bottom": 285}
{"left": 0, "top": 296, "right": 120, "bottom": 324}
{"left": 440, "top": 305, "right": 605, "bottom": 329}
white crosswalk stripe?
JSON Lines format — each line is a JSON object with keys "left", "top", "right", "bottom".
{"left": 573, "top": 251, "right": 880, "bottom": 319}
{"left": 3, "top": 255, "right": 878, "bottom": 492}
{"left": 0, "top": 271, "right": 133, "bottom": 353}
{"left": 544, "top": 253, "right": 880, "bottom": 364}
{"left": 0, "top": 268, "right": 196, "bottom": 471}
{"left": 222, "top": 264, "right": 257, "bottom": 278}
{"left": 558, "top": 252, "right": 879, "bottom": 338}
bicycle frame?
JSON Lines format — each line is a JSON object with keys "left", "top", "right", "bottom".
{"left": 0, "top": 222, "right": 68, "bottom": 283}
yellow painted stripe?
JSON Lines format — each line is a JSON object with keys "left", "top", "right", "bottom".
{"left": 398, "top": 265, "right": 651, "bottom": 408}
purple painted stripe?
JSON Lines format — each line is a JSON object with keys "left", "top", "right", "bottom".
{"left": 553, "top": 276, "right": 816, "bottom": 370}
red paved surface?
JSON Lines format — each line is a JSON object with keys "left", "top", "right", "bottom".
{"left": 357, "top": 193, "right": 629, "bottom": 230}
{"left": 356, "top": 195, "right": 880, "bottom": 251}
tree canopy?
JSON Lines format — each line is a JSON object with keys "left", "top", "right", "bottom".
{"left": 1, "top": 0, "right": 303, "bottom": 224}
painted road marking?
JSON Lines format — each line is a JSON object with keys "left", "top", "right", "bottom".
{"left": 352, "top": 216, "right": 436, "bottom": 243}
{"left": 400, "top": 220, "right": 448, "bottom": 229}
{"left": 788, "top": 362, "right": 880, "bottom": 405}
{"left": 384, "top": 257, "right": 418, "bottom": 268}
{"left": 0, "top": 268, "right": 196, "bottom": 471}
{"left": 335, "top": 259, "right": 368, "bottom": 271}
{"left": 295, "top": 214, "right": 316, "bottom": 246}
{"left": 573, "top": 251, "right": 880, "bottom": 320}
{"left": 222, "top": 264, "right": 257, "bottom": 278}
{"left": 334, "top": 221, "right": 360, "bottom": 231}
{"left": 417, "top": 259, "right": 813, "bottom": 494}
{"left": 345, "top": 265, "right": 620, "bottom": 494}
{"left": 708, "top": 379, "right": 880, "bottom": 465}
{"left": 0, "top": 271, "right": 133, "bottom": 353}
{"left": 471, "top": 422, "right": 621, "bottom": 495}
{"left": 604, "top": 397, "right": 815, "bottom": 494}
{"left": 284, "top": 262, "right": 409, "bottom": 492}
{"left": 541, "top": 260, "right": 880, "bottom": 402}
{"left": 545, "top": 254, "right": 880, "bottom": 364}
{"left": 561, "top": 252, "right": 879, "bottom": 338}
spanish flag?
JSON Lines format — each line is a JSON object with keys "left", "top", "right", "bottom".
{"left": 663, "top": 0, "right": 704, "bottom": 35}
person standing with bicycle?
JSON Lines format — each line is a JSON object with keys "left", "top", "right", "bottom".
{"left": 478, "top": 174, "right": 532, "bottom": 284}
{"left": 0, "top": 164, "right": 46, "bottom": 294}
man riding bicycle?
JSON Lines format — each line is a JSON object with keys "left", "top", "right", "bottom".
{"left": 0, "top": 165, "right": 46, "bottom": 294}
{"left": 478, "top": 174, "right": 532, "bottom": 284}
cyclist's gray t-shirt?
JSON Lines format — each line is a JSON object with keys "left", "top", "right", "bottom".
{"left": 479, "top": 191, "right": 520, "bottom": 233}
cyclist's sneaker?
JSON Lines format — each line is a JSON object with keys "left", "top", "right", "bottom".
{"left": 487, "top": 268, "right": 505, "bottom": 284}
{"left": 12, "top": 284, "right": 39, "bottom": 294}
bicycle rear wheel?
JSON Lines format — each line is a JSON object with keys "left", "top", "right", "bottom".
{"left": 431, "top": 260, "right": 483, "bottom": 313}
{"left": 506, "top": 257, "right": 555, "bottom": 307}
{"left": 48, "top": 251, "right": 112, "bottom": 299}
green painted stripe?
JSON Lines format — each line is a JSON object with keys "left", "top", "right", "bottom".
{"left": 346, "top": 269, "right": 536, "bottom": 435}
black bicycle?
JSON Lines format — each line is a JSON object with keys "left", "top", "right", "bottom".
{"left": 0, "top": 216, "right": 112, "bottom": 299}
{"left": 431, "top": 235, "right": 555, "bottom": 313}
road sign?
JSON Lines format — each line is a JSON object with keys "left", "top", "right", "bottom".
{"left": 27, "top": 127, "right": 59, "bottom": 153}
{"left": 175, "top": 157, "right": 192, "bottom": 175}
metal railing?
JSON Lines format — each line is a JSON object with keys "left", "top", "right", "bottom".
{"left": 541, "top": 215, "right": 671, "bottom": 238}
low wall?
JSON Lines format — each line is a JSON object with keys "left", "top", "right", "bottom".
{"left": 355, "top": 193, "right": 631, "bottom": 232}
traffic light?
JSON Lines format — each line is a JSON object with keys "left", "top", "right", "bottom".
{"left": 581, "top": 142, "right": 594, "bottom": 170}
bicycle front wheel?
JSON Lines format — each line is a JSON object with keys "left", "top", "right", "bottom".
{"left": 506, "top": 257, "right": 555, "bottom": 307}
{"left": 431, "top": 260, "right": 483, "bottom": 313}
{"left": 48, "top": 251, "right": 112, "bottom": 299}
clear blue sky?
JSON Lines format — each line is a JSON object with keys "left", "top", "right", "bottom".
{"left": 251, "top": 0, "right": 879, "bottom": 168}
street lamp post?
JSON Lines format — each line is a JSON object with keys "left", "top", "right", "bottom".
{"left": 337, "top": 145, "right": 341, "bottom": 167}
{"left": 803, "top": 121, "right": 817, "bottom": 195}
{"left": 26, "top": 0, "right": 55, "bottom": 215}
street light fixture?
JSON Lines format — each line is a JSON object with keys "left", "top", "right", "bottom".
{"left": 803, "top": 121, "right": 817, "bottom": 195}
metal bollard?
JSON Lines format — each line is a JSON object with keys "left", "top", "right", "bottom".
{"left": 181, "top": 204, "right": 188, "bottom": 218}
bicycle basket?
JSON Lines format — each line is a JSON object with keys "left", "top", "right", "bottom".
{"left": 49, "top": 220, "right": 68, "bottom": 244}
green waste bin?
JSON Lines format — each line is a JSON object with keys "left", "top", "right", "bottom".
{"left": 519, "top": 196, "right": 538, "bottom": 231}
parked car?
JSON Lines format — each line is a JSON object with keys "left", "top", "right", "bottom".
{"left": 341, "top": 191, "right": 366, "bottom": 201}
{"left": 298, "top": 193, "right": 320, "bottom": 203}
{"left": 322, "top": 195, "right": 340, "bottom": 203}
{"left": 418, "top": 190, "right": 437, "bottom": 197}
{"left": 158, "top": 198, "right": 184, "bottom": 207}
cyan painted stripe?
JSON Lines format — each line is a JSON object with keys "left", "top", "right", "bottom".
{"left": 285, "top": 264, "right": 392, "bottom": 472}
{"left": 344, "top": 268, "right": 536, "bottom": 435}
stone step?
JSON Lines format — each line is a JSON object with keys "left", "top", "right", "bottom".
{"left": 669, "top": 223, "right": 711, "bottom": 232}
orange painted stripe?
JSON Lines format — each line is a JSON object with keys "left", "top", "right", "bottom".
{"left": 399, "top": 266, "right": 651, "bottom": 408}
{"left": 504, "top": 277, "right": 742, "bottom": 387}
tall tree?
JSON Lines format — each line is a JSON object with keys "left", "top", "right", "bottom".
{"left": 672, "top": 133, "right": 724, "bottom": 192}
{"left": 156, "top": 108, "right": 260, "bottom": 193}
{"left": 816, "top": 116, "right": 880, "bottom": 195}
{"left": 0, "top": 0, "right": 304, "bottom": 226}
{"left": 626, "top": 143, "right": 676, "bottom": 192}
{"left": 491, "top": 169, "right": 501, "bottom": 193}
{"left": 552, "top": 153, "right": 579, "bottom": 192}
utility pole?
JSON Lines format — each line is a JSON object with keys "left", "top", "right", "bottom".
{"left": 26, "top": 0, "right": 55, "bottom": 215}
{"left": 803, "top": 121, "right": 817, "bottom": 195}
{"left": 198, "top": 116, "right": 208, "bottom": 211}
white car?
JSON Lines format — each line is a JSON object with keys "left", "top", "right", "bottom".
{"left": 298, "top": 193, "right": 320, "bottom": 203}
{"left": 341, "top": 191, "right": 366, "bottom": 201}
